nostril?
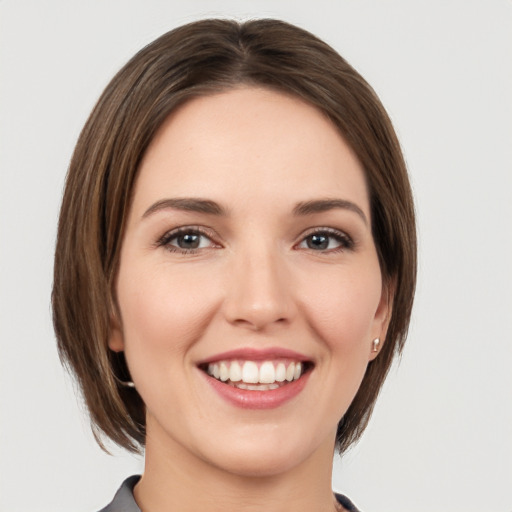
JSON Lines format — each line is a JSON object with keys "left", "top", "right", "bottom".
{"left": 230, "top": 314, "right": 290, "bottom": 331}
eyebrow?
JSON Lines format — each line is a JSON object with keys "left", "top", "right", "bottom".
{"left": 293, "top": 199, "right": 368, "bottom": 225}
{"left": 142, "top": 197, "right": 368, "bottom": 224}
{"left": 142, "top": 198, "right": 226, "bottom": 218}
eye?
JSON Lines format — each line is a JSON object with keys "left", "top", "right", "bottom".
{"left": 297, "top": 229, "right": 353, "bottom": 252}
{"left": 157, "top": 227, "right": 218, "bottom": 253}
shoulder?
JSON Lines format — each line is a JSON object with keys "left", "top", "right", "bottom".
{"left": 335, "top": 492, "right": 362, "bottom": 512}
{"left": 98, "top": 476, "right": 360, "bottom": 512}
{"left": 97, "top": 475, "right": 141, "bottom": 512}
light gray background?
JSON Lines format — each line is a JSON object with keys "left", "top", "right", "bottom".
{"left": 1, "top": 1, "right": 511, "bottom": 511}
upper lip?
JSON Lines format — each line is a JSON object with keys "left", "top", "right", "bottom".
{"left": 196, "top": 347, "right": 312, "bottom": 365}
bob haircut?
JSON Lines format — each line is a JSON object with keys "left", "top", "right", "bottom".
{"left": 53, "top": 18, "right": 416, "bottom": 454}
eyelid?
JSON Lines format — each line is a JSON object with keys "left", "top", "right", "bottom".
{"left": 155, "top": 225, "right": 354, "bottom": 254}
{"left": 295, "top": 226, "right": 354, "bottom": 251}
{"left": 156, "top": 225, "right": 222, "bottom": 251}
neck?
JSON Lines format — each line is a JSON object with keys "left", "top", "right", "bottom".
{"left": 134, "top": 418, "right": 339, "bottom": 512}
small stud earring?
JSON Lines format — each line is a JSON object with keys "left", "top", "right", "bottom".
{"left": 372, "top": 338, "right": 380, "bottom": 353}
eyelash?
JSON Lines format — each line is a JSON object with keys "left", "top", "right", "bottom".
{"left": 156, "top": 226, "right": 354, "bottom": 255}
{"left": 156, "top": 226, "right": 218, "bottom": 254}
{"left": 297, "top": 227, "right": 354, "bottom": 253}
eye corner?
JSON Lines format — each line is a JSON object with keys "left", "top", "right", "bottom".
{"left": 295, "top": 227, "right": 355, "bottom": 253}
{"left": 156, "top": 225, "right": 222, "bottom": 254}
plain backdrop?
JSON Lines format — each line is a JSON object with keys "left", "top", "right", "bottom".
{"left": 1, "top": 1, "right": 511, "bottom": 511}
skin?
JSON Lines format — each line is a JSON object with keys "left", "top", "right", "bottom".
{"left": 109, "top": 87, "right": 391, "bottom": 512}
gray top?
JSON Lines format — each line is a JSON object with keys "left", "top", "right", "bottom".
{"left": 98, "top": 475, "right": 142, "bottom": 512}
{"left": 98, "top": 475, "right": 360, "bottom": 512}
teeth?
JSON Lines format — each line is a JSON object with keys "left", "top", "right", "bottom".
{"left": 219, "top": 362, "right": 229, "bottom": 382}
{"left": 259, "top": 361, "right": 275, "bottom": 383}
{"left": 206, "top": 359, "right": 305, "bottom": 386}
{"left": 229, "top": 361, "right": 242, "bottom": 382}
{"left": 294, "top": 362, "right": 302, "bottom": 380}
{"left": 242, "top": 361, "right": 259, "bottom": 383}
{"left": 236, "top": 382, "right": 280, "bottom": 391}
{"left": 285, "top": 362, "right": 295, "bottom": 382}
{"left": 275, "top": 363, "right": 286, "bottom": 382}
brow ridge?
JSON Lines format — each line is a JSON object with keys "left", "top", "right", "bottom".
{"left": 293, "top": 198, "right": 368, "bottom": 224}
{"left": 142, "top": 198, "right": 226, "bottom": 218}
{"left": 142, "top": 197, "right": 367, "bottom": 224}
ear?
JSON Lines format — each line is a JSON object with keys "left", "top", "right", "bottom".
{"left": 108, "top": 301, "right": 125, "bottom": 352}
{"left": 368, "top": 277, "right": 394, "bottom": 361}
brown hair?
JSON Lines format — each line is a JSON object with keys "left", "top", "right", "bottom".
{"left": 53, "top": 18, "right": 416, "bottom": 454}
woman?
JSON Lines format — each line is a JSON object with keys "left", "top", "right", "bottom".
{"left": 53, "top": 18, "right": 416, "bottom": 512}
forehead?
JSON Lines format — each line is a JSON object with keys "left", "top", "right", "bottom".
{"left": 133, "top": 86, "right": 369, "bottom": 216}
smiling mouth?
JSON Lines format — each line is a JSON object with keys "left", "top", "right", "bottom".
{"left": 199, "top": 359, "right": 313, "bottom": 391}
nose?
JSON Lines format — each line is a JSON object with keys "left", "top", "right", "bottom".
{"left": 222, "top": 245, "right": 296, "bottom": 331}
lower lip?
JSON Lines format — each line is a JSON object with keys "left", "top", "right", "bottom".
{"left": 202, "top": 371, "right": 311, "bottom": 410}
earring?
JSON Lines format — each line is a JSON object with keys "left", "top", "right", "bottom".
{"left": 372, "top": 338, "right": 380, "bottom": 353}
{"left": 113, "top": 374, "right": 135, "bottom": 388}
{"left": 111, "top": 351, "right": 135, "bottom": 388}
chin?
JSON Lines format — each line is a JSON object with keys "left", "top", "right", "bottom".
{"left": 209, "top": 446, "right": 305, "bottom": 478}
{"left": 199, "top": 426, "right": 330, "bottom": 479}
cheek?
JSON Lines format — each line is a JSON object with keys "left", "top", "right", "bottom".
{"left": 298, "top": 264, "right": 382, "bottom": 352}
{"left": 116, "top": 262, "right": 221, "bottom": 363}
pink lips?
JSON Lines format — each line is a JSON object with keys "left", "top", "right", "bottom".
{"left": 197, "top": 347, "right": 312, "bottom": 410}
{"left": 197, "top": 347, "right": 310, "bottom": 365}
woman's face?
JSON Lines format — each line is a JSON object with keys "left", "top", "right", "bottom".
{"left": 110, "top": 87, "right": 390, "bottom": 477}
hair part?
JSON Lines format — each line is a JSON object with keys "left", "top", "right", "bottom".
{"left": 53, "top": 18, "right": 416, "bottom": 454}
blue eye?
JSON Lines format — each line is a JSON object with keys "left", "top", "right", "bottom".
{"left": 298, "top": 230, "right": 353, "bottom": 252}
{"left": 171, "top": 232, "right": 204, "bottom": 249}
{"left": 158, "top": 228, "right": 216, "bottom": 253}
